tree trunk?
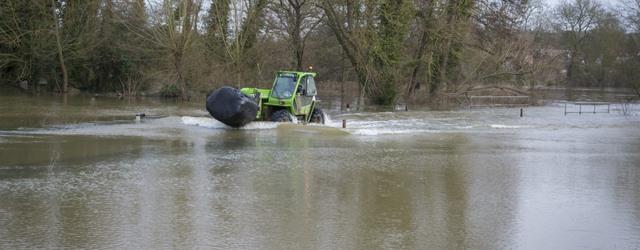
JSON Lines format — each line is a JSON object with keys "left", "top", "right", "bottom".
{"left": 407, "top": 30, "right": 429, "bottom": 97}
{"left": 51, "top": 0, "right": 68, "bottom": 93}
{"left": 567, "top": 48, "right": 577, "bottom": 87}
{"left": 438, "top": 39, "right": 451, "bottom": 93}
{"left": 291, "top": 1, "right": 304, "bottom": 71}
{"left": 175, "top": 52, "right": 187, "bottom": 100}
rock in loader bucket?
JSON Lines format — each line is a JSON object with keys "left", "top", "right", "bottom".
{"left": 206, "top": 87, "right": 258, "bottom": 128}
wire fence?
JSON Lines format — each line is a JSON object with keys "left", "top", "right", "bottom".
{"left": 468, "top": 96, "right": 531, "bottom": 108}
{"left": 563, "top": 101, "right": 640, "bottom": 116}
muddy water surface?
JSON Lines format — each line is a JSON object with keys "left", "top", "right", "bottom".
{"left": 1, "top": 92, "right": 640, "bottom": 249}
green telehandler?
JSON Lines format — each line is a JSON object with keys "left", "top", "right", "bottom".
{"left": 240, "top": 70, "right": 325, "bottom": 124}
{"left": 205, "top": 70, "right": 325, "bottom": 128}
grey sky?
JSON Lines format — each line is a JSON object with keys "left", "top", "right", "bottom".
{"left": 545, "top": 0, "right": 623, "bottom": 8}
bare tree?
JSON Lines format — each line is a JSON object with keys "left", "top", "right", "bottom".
{"left": 404, "top": 0, "right": 475, "bottom": 102}
{"left": 320, "top": 0, "right": 413, "bottom": 105}
{"left": 318, "top": 0, "right": 370, "bottom": 91}
{"left": 621, "top": 0, "right": 640, "bottom": 96}
{"left": 269, "top": 0, "right": 322, "bottom": 70}
{"left": 126, "top": 0, "right": 204, "bottom": 98}
{"left": 623, "top": 0, "right": 640, "bottom": 31}
{"left": 554, "top": 0, "right": 603, "bottom": 86}
{"left": 1, "top": 0, "right": 634, "bottom": 101}
{"left": 435, "top": 0, "right": 474, "bottom": 94}
{"left": 466, "top": 0, "right": 539, "bottom": 84}
{"left": 205, "top": 0, "right": 230, "bottom": 61}
{"left": 405, "top": 0, "right": 436, "bottom": 98}
{"left": 0, "top": 1, "right": 54, "bottom": 88}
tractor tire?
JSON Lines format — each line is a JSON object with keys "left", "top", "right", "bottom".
{"left": 310, "top": 107, "right": 325, "bottom": 124}
{"left": 271, "top": 109, "right": 294, "bottom": 122}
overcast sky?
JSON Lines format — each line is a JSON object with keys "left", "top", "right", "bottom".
{"left": 545, "top": 0, "right": 623, "bottom": 8}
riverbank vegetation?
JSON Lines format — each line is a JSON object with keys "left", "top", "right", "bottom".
{"left": 1, "top": 0, "right": 639, "bottom": 104}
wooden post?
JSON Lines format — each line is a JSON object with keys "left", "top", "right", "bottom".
{"left": 579, "top": 104, "right": 582, "bottom": 115}
{"left": 342, "top": 120, "right": 346, "bottom": 128}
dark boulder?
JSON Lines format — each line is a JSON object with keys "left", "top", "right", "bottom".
{"left": 205, "top": 87, "right": 258, "bottom": 128}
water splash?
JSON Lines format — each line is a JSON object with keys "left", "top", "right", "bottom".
{"left": 3, "top": 105, "right": 638, "bottom": 139}
{"left": 490, "top": 124, "right": 532, "bottom": 129}
{"left": 350, "top": 129, "right": 440, "bottom": 136}
{"left": 181, "top": 116, "right": 279, "bottom": 130}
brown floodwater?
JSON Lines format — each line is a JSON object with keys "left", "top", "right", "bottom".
{"left": 1, "top": 91, "right": 639, "bottom": 249}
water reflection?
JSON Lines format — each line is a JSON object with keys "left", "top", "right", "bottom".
{"left": 0, "top": 135, "right": 145, "bottom": 167}
{"left": 512, "top": 129, "right": 640, "bottom": 249}
{"left": 443, "top": 135, "right": 470, "bottom": 249}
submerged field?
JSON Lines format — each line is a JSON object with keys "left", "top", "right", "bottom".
{"left": 1, "top": 93, "right": 639, "bottom": 249}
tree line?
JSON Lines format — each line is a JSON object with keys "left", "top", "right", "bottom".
{"left": 1, "top": 0, "right": 639, "bottom": 104}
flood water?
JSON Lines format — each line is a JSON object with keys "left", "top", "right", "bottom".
{"left": 1, "top": 91, "right": 640, "bottom": 249}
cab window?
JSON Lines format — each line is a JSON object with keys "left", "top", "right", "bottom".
{"left": 272, "top": 73, "right": 297, "bottom": 99}
{"left": 305, "top": 76, "right": 317, "bottom": 96}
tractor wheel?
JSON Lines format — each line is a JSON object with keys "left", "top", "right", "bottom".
{"left": 310, "top": 107, "right": 325, "bottom": 124}
{"left": 271, "top": 109, "right": 294, "bottom": 122}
